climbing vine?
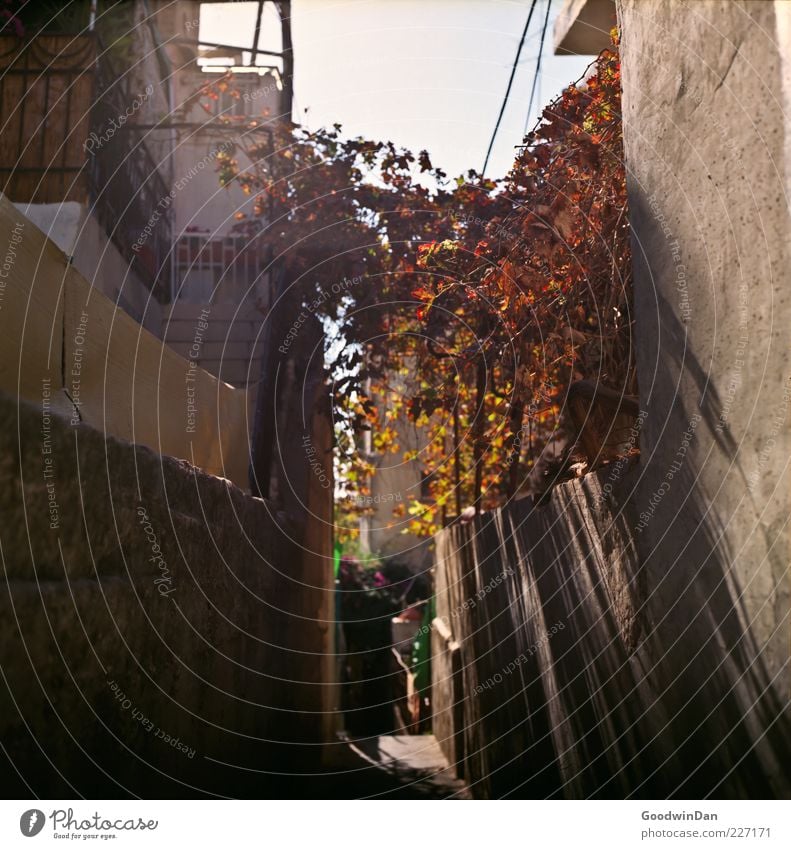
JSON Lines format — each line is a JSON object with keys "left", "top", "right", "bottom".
{"left": 201, "top": 36, "right": 633, "bottom": 537}
{"left": 401, "top": 40, "right": 634, "bottom": 533}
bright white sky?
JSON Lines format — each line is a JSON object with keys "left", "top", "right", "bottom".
{"left": 200, "top": 0, "right": 595, "bottom": 180}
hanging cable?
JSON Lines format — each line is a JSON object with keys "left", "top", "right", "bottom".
{"left": 481, "top": 0, "right": 538, "bottom": 177}
{"left": 524, "top": 0, "right": 553, "bottom": 136}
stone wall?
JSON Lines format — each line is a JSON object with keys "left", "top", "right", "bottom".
{"left": 431, "top": 465, "right": 791, "bottom": 798}
{"left": 0, "top": 390, "right": 333, "bottom": 797}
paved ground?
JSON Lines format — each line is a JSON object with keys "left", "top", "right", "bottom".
{"left": 230, "top": 734, "right": 470, "bottom": 799}
{"left": 332, "top": 734, "right": 470, "bottom": 799}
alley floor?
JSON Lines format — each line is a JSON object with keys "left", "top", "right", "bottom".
{"left": 333, "top": 734, "right": 470, "bottom": 799}
{"left": 266, "top": 734, "right": 470, "bottom": 800}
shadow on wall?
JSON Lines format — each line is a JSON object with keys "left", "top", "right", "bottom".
{"left": 627, "top": 186, "right": 791, "bottom": 798}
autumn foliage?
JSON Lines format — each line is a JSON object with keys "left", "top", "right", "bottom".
{"left": 202, "top": 40, "right": 633, "bottom": 538}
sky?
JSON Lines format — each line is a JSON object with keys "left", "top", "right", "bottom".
{"left": 200, "top": 0, "right": 595, "bottom": 181}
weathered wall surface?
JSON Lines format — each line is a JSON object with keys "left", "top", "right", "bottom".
{"left": 432, "top": 466, "right": 791, "bottom": 798}
{"left": 616, "top": 0, "right": 791, "bottom": 793}
{"left": 433, "top": 469, "right": 671, "bottom": 799}
{"left": 0, "top": 390, "right": 333, "bottom": 797}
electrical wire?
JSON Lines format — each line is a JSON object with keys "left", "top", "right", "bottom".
{"left": 524, "top": 0, "right": 553, "bottom": 136}
{"left": 481, "top": 0, "right": 538, "bottom": 177}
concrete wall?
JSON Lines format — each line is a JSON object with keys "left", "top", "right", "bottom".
{"left": 0, "top": 192, "right": 252, "bottom": 489}
{"left": 13, "top": 201, "right": 162, "bottom": 336}
{"left": 555, "top": 0, "right": 617, "bottom": 55}
{"left": 0, "top": 389, "right": 333, "bottom": 797}
{"left": 617, "top": 0, "right": 791, "bottom": 790}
